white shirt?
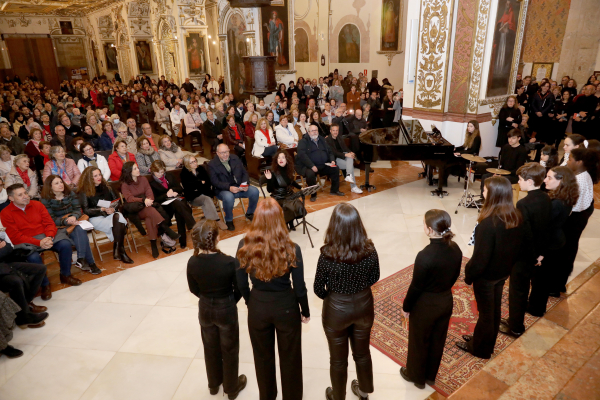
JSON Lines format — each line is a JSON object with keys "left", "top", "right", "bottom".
{"left": 573, "top": 171, "right": 594, "bottom": 212}
{"left": 207, "top": 81, "right": 220, "bottom": 94}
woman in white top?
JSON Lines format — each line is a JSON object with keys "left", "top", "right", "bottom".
{"left": 170, "top": 103, "right": 186, "bottom": 138}
{"left": 158, "top": 135, "right": 185, "bottom": 170}
{"left": 77, "top": 142, "right": 111, "bottom": 180}
{"left": 252, "top": 117, "right": 278, "bottom": 158}
{"left": 243, "top": 102, "right": 261, "bottom": 122}
{"left": 5, "top": 154, "right": 38, "bottom": 199}
{"left": 559, "top": 147, "right": 599, "bottom": 292}
{"left": 275, "top": 115, "right": 299, "bottom": 148}
{"left": 0, "top": 146, "right": 14, "bottom": 178}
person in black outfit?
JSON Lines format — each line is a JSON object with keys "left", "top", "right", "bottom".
{"left": 572, "top": 84, "right": 599, "bottom": 137}
{"left": 315, "top": 203, "right": 380, "bottom": 400}
{"left": 496, "top": 96, "right": 522, "bottom": 148}
{"left": 295, "top": 124, "right": 345, "bottom": 202}
{"left": 529, "top": 82, "right": 554, "bottom": 144}
{"left": 515, "top": 85, "right": 528, "bottom": 113}
{"left": 236, "top": 198, "right": 309, "bottom": 400}
{"left": 332, "top": 109, "right": 362, "bottom": 160}
{"left": 203, "top": 110, "right": 223, "bottom": 151}
{"left": 480, "top": 129, "right": 528, "bottom": 196}
{"left": 446, "top": 120, "right": 482, "bottom": 180}
{"left": 500, "top": 163, "right": 551, "bottom": 337}
{"left": 527, "top": 166, "right": 578, "bottom": 315}
{"left": 264, "top": 151, "right": 303, "bottom": 231}
{"left": 550, "top": 91, "right": 573, "bottom": 149}
{"left": 401, "top": 209, "right": 462, "bottom": 389}
{"left": 148, "top": 160, "right": 196, "bottom": 249}
{"left": 187, "top": 220, "right": 247, "bottom": 399}
{"left": 381, "top": 89, "right": 395, "bottom": 127}
{"left": 456, "top": 176, "right": 524, "bottom": 359}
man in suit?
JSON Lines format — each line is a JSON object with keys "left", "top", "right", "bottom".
{"left": 295, "top": 124, "right": 345, "bottom": 202}
{"left": 203, "top": 110, "right": 223, "bottom": 151}
{"left": 208, "top": 144, "right": 258, "bottom": 231}
{"left": 500, "top": 162, "right": 551, "bottom": 337}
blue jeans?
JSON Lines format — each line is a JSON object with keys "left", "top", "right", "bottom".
{"left": 27, "top": 238, "right": 74, "bottom": 287}
{"left": 217, "top": 186, "right": 259, "bottom": 222}
{"left": 69, "top": 226, "right": 95, "bottom": 265}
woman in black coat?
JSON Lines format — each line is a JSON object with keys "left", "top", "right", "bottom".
{"left": 148, "top": 160, "right": 196, "bottom": 249}
{"left": 549, "top": 91, "right": 573, "bottom": 149}
{"left": 264, "top": 150, "right": 302, "bottom": 231}
{"left": 400, "top": 210, "right": 462, "bottom": 390}
{"left": 529, "top": 82, "right": 554, "bottom": 143}
{"left": 527, "top": 166, "right": 578, "bottom": 315}
{"left": 456, "top": 176, "right": 524, "bottom": 359}
{"left": 496, "top": 96, "right": 522, "bottom": 147}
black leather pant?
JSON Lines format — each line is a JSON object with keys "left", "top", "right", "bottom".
{"left": 199, "top": 294, "right": 239, "bottom": 394}
{"left": 322, "top": 288, "right": 374, "bottom": 400}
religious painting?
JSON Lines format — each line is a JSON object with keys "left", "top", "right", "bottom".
{"left": 531, "top": 62, "right": 553, "bottom": 82}
{"left": 103, "top": 43, "right": 118, "bottom": 71}
{"left": 261, "top": 0, "right": 290, "bottom": 70}
{"left": 227, "top": 13, "right": 248, "bottom": 96}
{"left": 338, "top": 24, "right": 360, "bottom": 63}
{"left": 486, "top": 0, "right": 522, "bottom": 97}
{"left": 134, "top": 40, "right": 153, "bottom": 74}
{"left": 380, "top": 0, "right": 401, "bottom": 50}
{"left": 294, "top": 28, "right": 309, "bottom": 62}
{"left": 60, "top": 21, "right": 73, "bottom": 35}
{"left": 185, "top": 33, "right": 206, "bottom": 76}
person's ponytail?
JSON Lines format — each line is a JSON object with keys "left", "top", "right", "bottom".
{"left": 424, "top": 209, "right": 455, "bottom": 244}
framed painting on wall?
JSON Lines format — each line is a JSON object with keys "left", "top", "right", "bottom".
{"left": 380, "top": 0, "right": 401, "bottom": 50}
{"left": 486, "top": 0, "right": 522, "bottom": 97}
{"left": 338, "top": 24, "right": 360, "bottom": 63}
{"left": 185, "top": 33, "right": 207, "bottom": 77}
{"left": 531, "top": 62, "right": 553, "bottom": 82}
{"left": 261, "top": 0, "right": 290, "bottom": 71}
{"left": 60, "top": 21, "right": 73, "bottom": 35}
{"left": 103, "top": 43, "right": 118, "bottom": 71}
{"left": 134, "top": 40, "right": 154, "bottom": 74}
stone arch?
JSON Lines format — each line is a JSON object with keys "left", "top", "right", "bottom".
{"left": 294, "top": 20, "right": 317, "bottom": 62}
{"left": 330, "top": 15, "right": 370, "bottom": 63}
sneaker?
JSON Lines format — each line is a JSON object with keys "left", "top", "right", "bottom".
{"left": 75, "top": 258, "right": 90, "bottom": 271}
{"left": 88, "top": 263, "right": 102, "bottom": 275}
{"left": 226, "top": 221, "right": 235, "bottom": 231}
{"left": 351, "top": 186, "right": 363, "bottom": 194}
{"left": 345, "top": 175, "right": 355, "bottom": 184}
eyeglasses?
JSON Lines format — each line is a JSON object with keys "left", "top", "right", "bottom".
{"left": 217, "top": 150, "right": 230, "bottom": 155}
{"left": 190, "top": 159, "right": 198, "bottom": 164}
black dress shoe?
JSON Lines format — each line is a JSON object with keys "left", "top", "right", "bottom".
{"left": 351, "top": 379, "right": 368, "bottom": 399}
{"left": 462, "top": 335, "right": 473, "bottom": 342}
{"left": 330, "top": 191, "right": 346, "bottom": 196}
{"left": 226, "top": 221, "right": 235, "bottom": 231}
{"left": 227, "top": 375, "right": 247, "bottom": 400}
{"left": 209, "top": 386, "right": 219, "bottom": 395}
{"left": 549, "top": 292, "right": 561, "bottom": 298}
{"left": 245, "top": 213, "right": 254, "bottom": 221}
{"left": 0, "top": 345, "right": 23, "bottom": 359}
{"left": 399, "top": 367, "right": 425, "bottom": 389}
{"left": 425, "top": 379, "right": 436, "bottom": 387}
{"left": 455, "top": 341, "right": 471, "bottom": 353}
{"left": 499, "top": 322, "right": 523, "bottom": 338}
{"left": 310, "top": 195, "right": 317, "bottom": 202}
{"left": 325, "top": 387, "right": 335, "bottom": 400}
{"left": 16, "top": 311, "right": 48, "bottom": 327}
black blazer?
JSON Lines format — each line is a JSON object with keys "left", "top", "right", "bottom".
{"left": 403, "top": 239, "right": 463, "bottom": 312}
{"left": 516, "top": 189, "right": 552, "bottom": 262}
{"left": 149, "top": 171, "right": 184, "bottom": 203}
{"left": 203, "top": 119, "right": 222, "bottom": 140}
{"left": 465, "top": 216, "right": 525, "bottom": 284}
{"left": 180, "top": 165, "right": 214, "bottom": 201}
{"left": 207, "top": 154, "right": 249, "bottom": 195}
{"left": 498, "top": 107, "right": 522, "bottom": 132}
{"left": 325, "top": 134, "right": 350, "bottom": 160}
{"left": 294, "top": 134, "right": 336, "bottom": 175}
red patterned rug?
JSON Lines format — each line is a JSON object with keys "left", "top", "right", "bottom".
{"left": 370, "top": 257, "right": 563, "bottom": 396}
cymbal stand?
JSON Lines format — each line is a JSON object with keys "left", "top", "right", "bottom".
{"left": 455, "top": 160, "right": 480, "bottom": 214}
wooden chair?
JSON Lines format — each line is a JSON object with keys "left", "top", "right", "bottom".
{"left": 244, "top": 136, "right": 266, "bottom": 181}
{"left": 91, "top": 229, "right": 133, "bottom": 261}
{"left": 200, "top": 161, "right": 247, "bottom": 221}
{"left": 200, "top": 125, "right": 215, "bottom": 161}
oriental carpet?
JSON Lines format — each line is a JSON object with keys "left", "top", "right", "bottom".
{"left": 370, "top": 257, "right": 563, "bottom": 396}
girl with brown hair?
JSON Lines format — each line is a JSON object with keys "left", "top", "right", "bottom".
{"left": 186, "top": 220, "right": 247, "bottom": 399}
{"left": 456, "top": 176, "right": 525, "bottom": 359}
{"left": 316, "top": 203, "right": 379, "bottom": 400}
{"left": 236, "top": 198, "right": 309, "bottom": 400}
{"left": 497, "top": 95, "right": 522, "bottom": 147}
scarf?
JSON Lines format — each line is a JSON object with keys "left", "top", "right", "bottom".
{"left": 261, "top": 129, "right": 271, "bottom": 145}
{"left": 41, "top": 152, "right": 50, "bottom": 165}
{"left": 83, "top": 154, "right": 98, "bottom": 167}
{"left": 106, "top": 129, "right": 115, "bottom": 143}
{"left": 16, "top": 167, "right": 30, "bottom": 186}
{"left": 156, "top": 175, "right": 168, "bottom": 189}
{"left": 160, "top": 143, "right": 180, "bottom": 153}
{"left": 232, "top": 125, "right": 240, "bottom": 140}
{"left": 50, "top": 160, "right": 72, "bottom": 185}
{"left": 138, "top": 147, "right": 156, "bottom": 156}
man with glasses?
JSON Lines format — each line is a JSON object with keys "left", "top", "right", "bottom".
{"left": 141, "top": 123, "right": 161, "bottom": 151}
{"left": 208, "top": 144, "right": 259, "bottom": 231}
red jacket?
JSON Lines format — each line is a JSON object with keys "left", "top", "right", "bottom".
{"left": 108, "top": 151, "right": 137, "bottom": 181}
{"left": 244, "top": 121, "right": 256, "bottom": 138}
{"left": 0, "top": 200, "right": 57, "bottom": 246}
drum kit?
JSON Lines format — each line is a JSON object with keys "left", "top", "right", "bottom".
{"left": 454, "top": 154, "right": 510, "bottom": 213}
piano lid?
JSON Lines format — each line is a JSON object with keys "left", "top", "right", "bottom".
{"left": 359, "top": 118, "right": 430, "bottom": 146}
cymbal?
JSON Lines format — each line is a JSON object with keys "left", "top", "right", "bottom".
{"left": 461, "top": 154, "right": 487, "bottom": 163}
{"left": 486, "top": 168, "right": 511, "bottom": 175}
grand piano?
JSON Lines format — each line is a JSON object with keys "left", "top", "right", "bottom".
{"left": 359, "top": 118, "right": 454, "bottom": 197}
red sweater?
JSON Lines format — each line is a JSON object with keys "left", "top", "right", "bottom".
{"left": 0, "top": 200, "right": 57, "bottom": 246}
{"left": 108, "top": 151, "right": 137, "bottom": 181}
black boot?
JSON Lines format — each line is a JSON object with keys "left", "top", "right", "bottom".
{"left": 0, "top": 345, "right": 23, "bottom": 359}
{"left": 159, "top": 220, "right": 180, "bottom": 240}
{"left": 112, "top": 219, "right": 134, "bottom": 264}
{"left": 150, "top": 240, "right": 159, "bottom": 258}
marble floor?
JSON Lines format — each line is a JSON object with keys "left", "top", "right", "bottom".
{"left": 1, "top": 177, "right": 600, "bottom": 400}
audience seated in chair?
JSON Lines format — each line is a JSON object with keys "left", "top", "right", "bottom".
{"left": 158, "top": 135, "right": 185, "bottom": 171}
{"left": 275, "top": 115, "right": 299, "bottom": 149}
{"left": 203, "top": 110, "right": 223, "bottom": 151}
{"left": 325, "top": 124, "right": 362, "bottom": 194}
{"left": 42, "top": 146, "right": 81, "bottom": 189}
{"left": 5, "top": 154, "right": 38, "bottom": 199}
{"left": 252, "top": 117, "right": 278, "bottom": 158}
{"left": 223, "top": 115, "right": 246, "bottom": 160}
{"left": 135, "top": 136, "right": 161, "bottom": 175}
{"left": 108, "top": 138, "right": 137, "bottom": 182}
{"left": 77, "top": 141, "right": 111, "bottom": 180}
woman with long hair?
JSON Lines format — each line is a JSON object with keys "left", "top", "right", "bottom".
{"left": 560, "top": 134, "right": 586, "bottom": 166}
{"left": 497, "top": 95, "right": 522, "bottom": 147}
{"left": 558, "top": 147, "right": 598, "bottom": 292}
{"left": 401, "top": 209, "right": 462, "bottom": 390}
{"left": 540, "top": 145, "right": 559, "bottom": 170}
{"left": 456, "top": 176, "right": 524, "bottom": 359}
{"left": 446, "top": 121, "right": 482, "bottom": 180}
{"left": 236, "top": 198, "right": 309, "bottom": 400}
{"left": 187, "top": 220, "right": 247, "bottom": 399}
{"left": 41, "top": 174, "right": 101, "bottom": 275}
{"left": 263, "top": 151, "right": 304, "bottom": 231}
{"left": 529, "top": 81, "right": 554, "bottom": 143}
{"left": 316, "top": 203, "right": 379, "bottom": 400}
{"left": 252, "top": 117, "right": 278, "bottom": 158}
{"left": 311, "top": 109, "right": 330, "bottom": 137}
{"left": 78, "top": 166, "right": 133, "bottom": 263}
{"left": 120, "top": 161, "right": 179, "bottom": 258}
{"left": 527, "top": 166, "right": 578, "bottom": 313}
{"left": 382, "top": 88, "right": 395, "bottom": 127}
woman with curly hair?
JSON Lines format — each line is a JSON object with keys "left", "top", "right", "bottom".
{"left": 186, "top": 220, "right": 247, "bottom": 399}
{"left": 263, "top": 150, "right": 303, "bottom": 231}
{"left": 236, "top": 198, "right": 309, "bottom": 400}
